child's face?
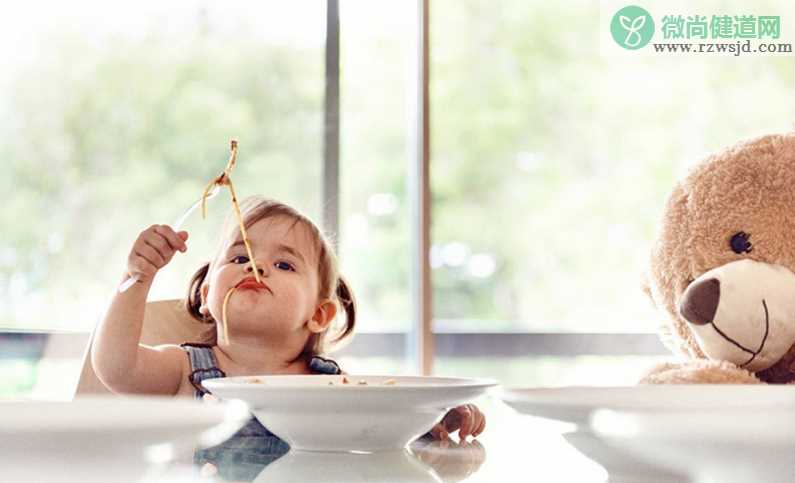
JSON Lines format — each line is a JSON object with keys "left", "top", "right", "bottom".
{"left": 202, "top": 215, "right": 322, "bottom": 346}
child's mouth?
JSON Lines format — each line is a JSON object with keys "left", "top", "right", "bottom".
{"left": 235, "top": 277, "right": 272, "bottom": 293}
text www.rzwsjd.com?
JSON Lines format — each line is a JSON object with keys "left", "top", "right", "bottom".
{"left": 652, "top": 39, "right": 792, "bottom": 55}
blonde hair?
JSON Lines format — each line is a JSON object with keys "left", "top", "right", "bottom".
{"left": 185, "top": 196, "right": 356, "bottom": 356}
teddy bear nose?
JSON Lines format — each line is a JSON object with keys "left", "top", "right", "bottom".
{"left": 679, "top": 278, "right": 720, "bottom": 325}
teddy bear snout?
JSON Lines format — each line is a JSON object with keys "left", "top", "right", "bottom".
{"left": 679, "top": 278, "right": 720, "bottom": 326}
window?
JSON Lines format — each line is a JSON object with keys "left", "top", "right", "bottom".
{"left": 336, "top": 1, "right": 415, "bottom": 373}
{"left": 429, "top": 0, "right": 795, "bottom": 385}
{"left": 2, "top": 2, "right": 327, "bottom": 331}
{"left": 1, "top": 1, "right": 331, "bottom": 397}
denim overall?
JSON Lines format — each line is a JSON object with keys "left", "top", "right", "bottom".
{"left": 184, "top": 343, "right": 342, "bottom": 479}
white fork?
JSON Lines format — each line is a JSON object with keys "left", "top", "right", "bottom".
{"left": 118, "top": 185, "right": 221, "bottom": 293}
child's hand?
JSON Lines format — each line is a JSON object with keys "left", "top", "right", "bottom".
{"left": 127, "top": 224, "right": 188, "bottom": 283}
{"left": 430, "top": 404, "right": 485, "bottom": 440}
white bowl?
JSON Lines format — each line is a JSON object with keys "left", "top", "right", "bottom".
{"left": 500, "top": 385, "right": 795, "bottom": 482}
{"left": 591, "top": 407, "right": 795, "bottom": 483}
{"left": 499, "top": 384, "right": 795, "bottom": 426}
{"left": 203, "top": 374, "right": 497, "bottom": 453}
{"left": 0, "top": 396, "right": 250, "bottom": 483}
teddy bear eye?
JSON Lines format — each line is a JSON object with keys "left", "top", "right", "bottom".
{"left": 729, "top": 231, "right": 753, "bottom": 254}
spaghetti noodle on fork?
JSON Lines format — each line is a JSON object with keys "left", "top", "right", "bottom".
{"left": 200, "top": 140, "right": 261, "bottom": 284}
{"left": 200, "top": 140, "right": 260, "bottom": 343}
{"left": 221, "top": 287, "right": 235, "bottom": 344}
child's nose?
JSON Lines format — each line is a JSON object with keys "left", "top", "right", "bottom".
{"left": 244, "top": 261, "right": 267, "bottom": 277}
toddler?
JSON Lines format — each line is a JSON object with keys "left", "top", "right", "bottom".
{"left": 92, "top": 196, "right": 485, "bottom": 441}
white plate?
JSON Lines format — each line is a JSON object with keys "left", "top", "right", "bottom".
{"left": 0, "top": 396, "right": 249, "bottom": 483}
{"left": 499, "top": 385, "right": 795, "bottom": 426}
{"left": 204, "top": 375, "right": 497, "bottom": 453}
{"left": 591, "top": 407, "right": 795, "bottom": 483}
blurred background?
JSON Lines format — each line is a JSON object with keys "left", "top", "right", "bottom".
{"left": 3, "top": 0, "right": 795, "bottom": 398}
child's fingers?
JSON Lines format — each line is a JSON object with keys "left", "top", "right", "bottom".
{"left": 466, "top": 406, "right": 482, "bottom": 438}
{"left": 146, "top": 227, "right": 176, "bottom": 256}
{"left": 136, "top": 243, "right": 166, "bottom": 268}
{"left": 125, "top": 225, "right": 186, "bottom": 283}
{"left": 440, "top": 405, "right": 470, "bottom": 437}
{"left": 472, "top": 411, "right": 486, "bottom": 437}
{"left": 458, "top": 405, "right": 475, "bottom": 439}
{"left": 435, "top": 404, "right": 484, "bottom": 440}
{"left": 144, "top": 236, "right": 171, "bottom": 264}
{"left": 154, "top": 225, "right": 188, "bottom": 252}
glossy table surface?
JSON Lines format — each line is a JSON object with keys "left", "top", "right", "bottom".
{"left": 186, "top": 399, "right": 605, "bottom": 483}
{"left": 9, "top": 396, "right": 687, "bottom": 483}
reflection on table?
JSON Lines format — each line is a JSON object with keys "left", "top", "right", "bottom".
{"left": 195, "top": 428, "right": 486, "bottom": 483}
{"left": 187, "top": 399, "right": 606, "bottom": 483}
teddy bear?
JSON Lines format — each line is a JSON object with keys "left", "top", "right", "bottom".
{"left": 641, "top": 131, "right": 795, "bottom": 384}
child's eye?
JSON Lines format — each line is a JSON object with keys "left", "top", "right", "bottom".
{"left": 275, "top": 261, "right": 295, "bottom": 272}
{"left": 231, "top": 255, "right": 249, "bottom": 264}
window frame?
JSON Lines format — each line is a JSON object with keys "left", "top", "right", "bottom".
{"left": 325, "top": 0, "right": 666, "bottom": 374}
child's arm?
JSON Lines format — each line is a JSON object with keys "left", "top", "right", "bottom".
{"left": 91, "top": 225, "right": 189, "bottom": 395}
